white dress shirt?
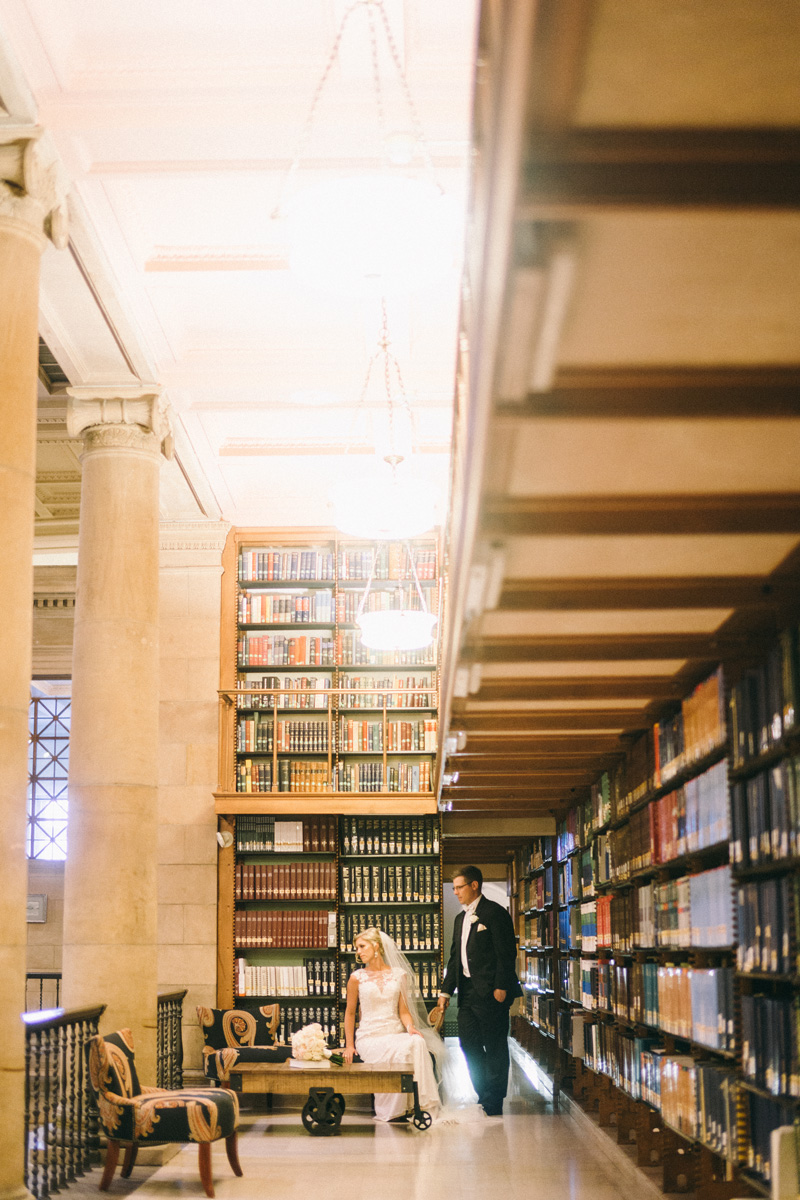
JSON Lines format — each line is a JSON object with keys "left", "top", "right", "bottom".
{"left": 460, "top": 894, "right": 482, "bottom": 977}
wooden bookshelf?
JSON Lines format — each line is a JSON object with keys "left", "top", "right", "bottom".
{"left": 510, "top": 631, "right": 800, "bottom": 1196}
{"left": 216, "top": 529, "right": 445, "bottom": 1029}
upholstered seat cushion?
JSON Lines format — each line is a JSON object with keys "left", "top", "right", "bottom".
{"left": 202, "top": 1044, "right": 292, "bottom": 1083}
{"left": 86, "top": 1030, "right": 240, "bottom": 1144}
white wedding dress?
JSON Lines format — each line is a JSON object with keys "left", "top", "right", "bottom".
{"left": 353, "top": 967, "right": 441, "bottom": 1122}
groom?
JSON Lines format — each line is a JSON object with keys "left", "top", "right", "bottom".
{"left": 436, "top": 866, "right": 522, "bottom": 1116}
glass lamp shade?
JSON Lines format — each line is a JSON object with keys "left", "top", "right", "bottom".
{"left": 331, "top": 462, "right": 437, "bottom": 541}
{"left": 287, "top": 175, "right": 458, "bottom": 299}
{"left": 357, "top": 609, "right": 438, "bottom": 652}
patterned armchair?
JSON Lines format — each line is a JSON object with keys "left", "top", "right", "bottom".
{"left": 85, "top": 1029, "right": 241, "bottom": 1199}
{"left": 197, "top": 1005, "right": 291, "bottom": 1084}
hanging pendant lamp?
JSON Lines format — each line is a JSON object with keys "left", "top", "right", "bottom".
{"left": 356, "top": 542, "right": 438, "bottom": 653}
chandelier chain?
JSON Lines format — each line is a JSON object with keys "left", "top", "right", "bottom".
{"left": 271, "top": 1, "right": 362, "bottom": 218}
{"left": 367, "top": 4, "right": 388, "bottom": 148}
{"left": 374, "top": 1, "right": 441, "bottom": 191}
{"left": 272, "top": 0, "right": 442, "bottom": 218}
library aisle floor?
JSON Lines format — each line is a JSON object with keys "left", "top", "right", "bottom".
{"left": 68, "top": 1044, "right": 649, "bottom": 1200}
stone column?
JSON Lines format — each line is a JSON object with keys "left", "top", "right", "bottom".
{"left": 158, "top": 521, "right": 229, "bottom": 1072}
{"left": 0, "top": 128, "right": 67, "bottom": 1200}
{"left": 62, "top": 387, "right": 172, "bottom": 1085}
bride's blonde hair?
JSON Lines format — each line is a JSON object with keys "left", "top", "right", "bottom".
{"left": 354, "top": 926, "right": 384, "bottom": 962}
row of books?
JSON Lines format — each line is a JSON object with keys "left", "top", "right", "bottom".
{"left": 741, "top": 993, "right": 800, "bottom": 1097}
{"left": 339, "top": 910, "right": 441, "bottom": 953}
{"left": 235, "top": 861, "right": 336, "bottom": 902}
{"left": 737, "top": 876, "right": 798, "bottom": 975}
{"left": 341, "top": 862, "right": 441, "bottom": 905}
{"left": 341, "top": 816, "right": 440, "bottom": 856}
{"left": 338, "top": 761, "right": 432, "bottom": 792}
{"left": 522, "top": 912, "right": 553, "bottom": 951}
{"left": 338, "top": 717, "right": 437, "bottom": 753}
{"left": 730, "top": 757, "right": 800, "bottom": 866}
{"left": 522, "top": 991, "right": 556, "bottom": 1036}
{"left": 276, "top": 1005, "right": 339, "bottom": 1047}
{"left": 745, "top": 1092, "right": 796, "bottom": 1183}
{"left": 560, "top": 956, "right": 580, "bottom": 1004}
{"left": 336, "top": 586, "right": 438, "bottom": 622}
{"left": 515, "top": 837, "right": 553, "bottom": 880}
{"left": 557, "top": 905, "right": 580, "bottom": 951}
{"left": 234, "top": 909, "right": 337, "bottom": 948}
{"left": 335, "top": 633, "right": 436, "bottom": 668}
{"left": 237, "top": 759, "right": 331, "bottom": 793}
{"left": 523, "top": 955, "right": 553, "bottom": 993}
{"left": 338, "top": 675, "right": 435, "bottom": 709}
{"left": 238, "top": 633, "right": 336, "bottom": 667}
{"left": 238, "top": 590, "right": 334, "bottom": 625}
{"left": 519, "top": 873, "right": 552, "bottom": 913}
{"left": 660, "top": 1056, "right": 736, "bottom": 1154}
{"left": 234, "top": 960, "right": 336, "bottom": 998}
{"left": 558, "top": 858, "right": 579, "bottom": 905}
{"left": 654, "top": 865, "right": 734, "bottom": 948}
{"left": 729, "top": 630, "right": 799, "bottom": 768}
{"left": 583, "top": 960, "right": 734, "bottom": 1053}
{"left": 239, "top": 548, "right": 336, "bottom": 582}
{"left": 237, "top": 716, "right": 329, "bottom": 754}
{"left": 653, "top": 669, "right": 727, "bottom": 785}
{"left": 579, "top": 1025, "right": 737, "bottom": 1160}
{"left": 338, "top": 545, "right": 437, "bottom": 582}
{"left": 235, "top": 816, "right": 337, "bottom": 853}
{"left": 618, "top": 760, "right": 730, "bottom": 876}
{"left": 237, "top": 675, "right": 332, "bottom": 710}
{"left": 339, "top": 956, "right": 441, "bottom": 1001}
{"left": 236, "top": 673, "right": 436, "bottom": 713}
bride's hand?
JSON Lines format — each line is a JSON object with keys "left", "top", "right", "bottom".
{"left": 406, "top": 1026, "right": 421, "bottom": 1037}
{"left": 343, "top": 1046, "right": 355, "bottom": 1063}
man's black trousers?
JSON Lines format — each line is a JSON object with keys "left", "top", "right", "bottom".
{"left": 456, "top": 977, "right": 511, "bottom": 1114}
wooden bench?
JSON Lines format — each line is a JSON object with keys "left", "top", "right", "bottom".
{"left": 229, "top": 1061, "right": 432, "bottom": 1135}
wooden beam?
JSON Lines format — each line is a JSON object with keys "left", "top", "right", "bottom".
{"left": 473, "top": 677, "right": 686, "bottom": 700}
{"left": 498, "top": 376, "right": 800, "bottom": 420}
{"left": 498, "top": 577, "right": 800, "bottom": 611}
{"left": 472, "top": 632, "right": 773, "bottom": 662}
{"left": 525, "top": 0, "right": 595, "bottom": 131}
{"left": 461, "top": 710, "right": 653, "bottom": 731}
{"left": 456, "top": 734, "right": 626, "bottom": 754}
{"left": 521, "top": 128, "right": 800, "bottom": 213}
{"left": 481, "top": 494, "right": 800, "bottom": 536}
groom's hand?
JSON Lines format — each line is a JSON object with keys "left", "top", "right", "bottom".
{"left": 437, "top": 995, "right": 449, "bottom": 1010}
{"left": 493, "top": 988, "right": 507, "bottom": 1003}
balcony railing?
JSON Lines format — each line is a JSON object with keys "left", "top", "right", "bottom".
{"left": 23, "top": 990, "right": 186, "bottom": 1200}
{"left": 156, "top": 989, "right": 187, "bottom": 1090}
{"left": 23, "top": 1004, "right": 106, "bottom": 1200}
{"left": 26, "top": 971, "right": 62, "bottom": 1012}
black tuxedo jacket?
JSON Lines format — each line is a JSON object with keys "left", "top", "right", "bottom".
{"left": 440, "top": 895, "right": 523, "bottom": 1001}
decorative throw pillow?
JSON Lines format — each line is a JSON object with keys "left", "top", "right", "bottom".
{"left": 196, "top": 1006, "right": 276, "bottom": 1051}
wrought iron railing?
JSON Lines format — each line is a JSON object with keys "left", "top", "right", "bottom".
{"left": 157, "top": 989, "right": 186, "bottom": 1090}
{"left": 23, "top": 1004, "right": 106, "bottom": 1200}
{"left": 26, "top": 971, "right": 62, "bottom": 1012}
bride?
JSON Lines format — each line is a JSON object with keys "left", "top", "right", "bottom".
{"left": 343, "top": 927, "right": 444, "bottom": 1122}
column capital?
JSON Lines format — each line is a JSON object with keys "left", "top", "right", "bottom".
{"left": 0, "top": 124, "right": 69, "bottom": 249}
{"left": 66, "top": 385, "right": 173, "bottom": 459}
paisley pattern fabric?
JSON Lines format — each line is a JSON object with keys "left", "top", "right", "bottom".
{"left": 85, "top": 1030, "right": 239, "bottom": 1145}
{"left": 196, "top": 1005, "right": 288, "bottom": 1082}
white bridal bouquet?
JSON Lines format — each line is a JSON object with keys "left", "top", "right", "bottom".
{"left": 289, "top": 1023, "right": 344, "bottom": 1068}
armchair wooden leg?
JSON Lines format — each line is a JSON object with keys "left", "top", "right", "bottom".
{"left": 99, "top": 1140, "right": 120, "bottom": 1191}
{"left": 198, "top": 1142, "right": 214, "bottom": 1198}
{"left": 225, "top": 1132, "right": 243, "bottom": 1177}
{"left": 121, "top": 1144, "right": 138, "bottom": 1178}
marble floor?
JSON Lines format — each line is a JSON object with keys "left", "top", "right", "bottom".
{"left": 67, "top": 1044, "right": 640, "bottom": 1200}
